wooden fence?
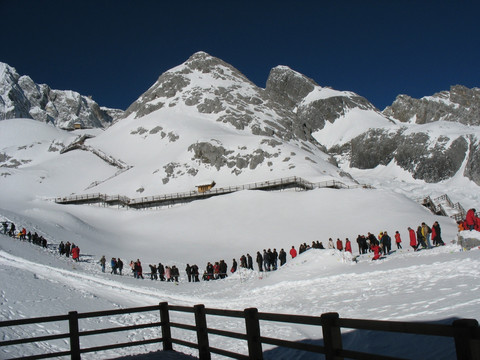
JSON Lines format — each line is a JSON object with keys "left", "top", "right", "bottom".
{"left": 54, "top": 176, "right": 355, "bottom": 209}
{"left": 1, "top": 302, "right": 479, "bottom": 360}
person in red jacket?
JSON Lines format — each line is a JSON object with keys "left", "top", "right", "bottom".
{"left": 395, "top": 231, "right": 402, "bottom": 249}
{"left": 345, "top": 238, "right": 352, "bottom": 253}
{"left": 466, "top": 208, "right": 476, "bottom": 231}
{"left": 371, "top": 244, "right": 381, "bottom": 260}
{"left": 289, "top": 246, "right": 297, "bottom": 259}
{"left": 408, "top": 227, "right": 417, "bottom": 251}
{"left": 71, "top": 245, "right": 80, "bottom": 262}
{"left": 336, "top": 238, "right": 343, "bottom": 251}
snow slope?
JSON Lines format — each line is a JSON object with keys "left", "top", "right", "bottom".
{"left": 1, "top": 230, "right": 479, "bottom": 359}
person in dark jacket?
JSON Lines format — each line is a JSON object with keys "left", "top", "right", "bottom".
{"left": 240, "top": 255, "right": 246, "bottom": 268}
{"left": 432, "top": 221, "right": 445, "bottom": 246}
{"left": 272, "top": 249, "right": 278, "bottom": 270}
{"left": 117, "top": 258, "right": 123, "bottom": 275}
{"left": 256, "top": 251, "right": 263, "bottom": 271}
{"left": 219, "top": 260, "right": 227, "bottom": 279}
{"left": 64, "top": 242, "right": 71, "bottom": 257}
{"left": 192, "top": 264, "right": 199, "bottom": 282}
{"left": 149, "top": 264, "right": 158, "bottom": 280}
{"left": 381, "top": 231, "right": 391, "bottom": 255}
{"left": 186, "top": 264, "right": 192, "bottom": 282}
{"left": 111, "top": 257, "right": 117, "bottom": 274}
{"left": 158, "top": 263, "right": 165, "bottom": 281}
{"left": 247, "top": 254, "right": 253, "bottom": 270}
{"left": 231, "top": 259, "right": 237, "bottom": 273}
{"left": 263, "top": 250, "right": 269, "bottom": 271}
{"left": 279, "top": 248, "right": 287, "bottom": 266}
{"left": 416, "top": 226, "right": 426, "bottom": 250}
{"left": 171, "top": 265, "right": 179, "bottom": 282}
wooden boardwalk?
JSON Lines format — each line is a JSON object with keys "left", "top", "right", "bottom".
{"left": 417, "top": 193, "right": 467, "bottom": 221}
{"left": 55, "top": 176, "right": 370, "bottom": 209}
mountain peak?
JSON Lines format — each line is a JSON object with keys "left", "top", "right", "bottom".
{"left": 266, "top": 66, "right": 318, "bottom": 108}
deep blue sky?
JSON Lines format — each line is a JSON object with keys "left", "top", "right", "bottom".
{"left": 1, "top": 0, "right": 479, "bottom": 111}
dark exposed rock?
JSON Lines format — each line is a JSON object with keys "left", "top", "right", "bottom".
{"left": 464, "top": 137, "right": 480, "bottom": 184}
{"left": 339, "top": 128, "right": 470, "bottom": 183}
{"left": 383, "top": 85, "right": 480, "bottom": 125}
{"left": 265, "top": 66, "right": 317, "bottom": 109}
{"left": 0, "top": 62, "right": 120, "bottom": 128}
{"left": 349, "top": 129, "right": 401, "bottom": 169}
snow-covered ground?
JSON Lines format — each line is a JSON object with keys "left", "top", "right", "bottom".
{"left": 1, "top": 228, "right": 479, "bottom": 359}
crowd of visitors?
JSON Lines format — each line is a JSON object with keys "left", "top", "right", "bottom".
{"left": 2, "top": 208, "right": 479, "bottom": 283}
{"left": 2, "top": 220, "right": 48, "bottom": 248}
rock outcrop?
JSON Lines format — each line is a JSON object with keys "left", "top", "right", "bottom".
{"left": 0, "top": 62, "right": 122, "bottom": 128}
{"left": 383, "top": 85, "right": 480, "bottom": 125}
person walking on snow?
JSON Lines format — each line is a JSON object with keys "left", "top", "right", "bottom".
{"left": 395, "top": 231, "right": 402, "bottom": 249}
{"left": 381, "top": 231, "right": 391, "bottom": 255}
{"left": 71, "top": 246, "right": 80, "bottom": 262}
{"left": 99, "top": 255, "right": 106, "bottom": 273}
{"left": 421, "top": 222, "right": 433, "bottom": 249}
{"left": 289, "top": 246, "right": 297, "bottom": 259}
{"left": 117, "top": 258, "right": 123, "bottom": 275}
{"left": 432, "top": 221, "right": 445, "bottom": 246}
{"left": 417, "top": 226, "right": 427, "bottom": 250}
{"left": 408, "top": 227, "right": 417, "bottom": 251}
{"left": 345, "top": 238, "right": 352, "bottom": 253}
{"left": 111, "top": 258, "right": 117, "bottom": 274}
{"left": 336, "top": 238, "right": 343, "bottom": 251}
{"left": 256, "top": 251, "right": 263, "bottom": 271}
{"left": 328, "top": 238, "right": 334, "bottom": 249}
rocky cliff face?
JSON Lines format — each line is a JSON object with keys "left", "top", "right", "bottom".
{"left": 0, "top": 62, "right": 122, "bottom": 128}
{"left": 383, "top": 85, "right": 480, "bottom": 125}
{"left": 329, "top": 128, "right": 471, "bottom": 183}
{"left": 265, "top": 65, "right": 379, "bottom": 132}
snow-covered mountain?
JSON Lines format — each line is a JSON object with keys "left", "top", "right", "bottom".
{"left": 311, "top": 87, "right": 480, "bottom": 187}
{"left": 1, "top": 52, "right": 365, "bottom": 199}
{"left": 3, "top": 52, "right": 480, "bottom": 190}
{"left": 0, "top": 62, "right": 122, "bottom": 129}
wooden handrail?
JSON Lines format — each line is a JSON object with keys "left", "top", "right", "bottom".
{"left": 55, "top": 176, "right": 360, "bottom": 209}
{"left": 1, "top": 302, "right": 478, "bottom": 360}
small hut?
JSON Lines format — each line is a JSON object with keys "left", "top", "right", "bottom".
{"left": 73, "top": 122, "right": 83, "bottom": 130}
{"left": 196, "top": 181, "right": 216, "bottom": 193}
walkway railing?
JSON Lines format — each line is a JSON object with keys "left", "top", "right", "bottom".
{"left": 1, "top": 302, "right": 479, "bottom": 360}
{"left": 55, "top": 176, "right": 366, "bottom": 209}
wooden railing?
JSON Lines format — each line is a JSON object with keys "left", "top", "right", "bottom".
{"left": 54, "top": 176, "right": 365, "bottom": 209}
{"left": 1, "top": 302, "right": 479, "bottom": 360}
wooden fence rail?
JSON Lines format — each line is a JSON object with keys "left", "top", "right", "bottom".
{"left": 54, "top": 176, "right": 360, "bottom": 209}
{"left": 1, "top": 302, "right": 479, "bottom": 360}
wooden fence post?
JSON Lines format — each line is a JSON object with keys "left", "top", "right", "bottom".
{"left": 68, "top": 311, "right": 81, "bottom": 360}
{"left": 453, "top": 318, "right": 480, "bottom": 360}
{"left": 159, "top": 302, "right": 172, "bottom": 351}
{"left": 321, "top": 312, "right": 343, "bottom": 360}
{"left": 194, "top": 304, "right": 211, "bottom": 360}
{"left": 244, "top": 307, "right": 263, "bottom": 360}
